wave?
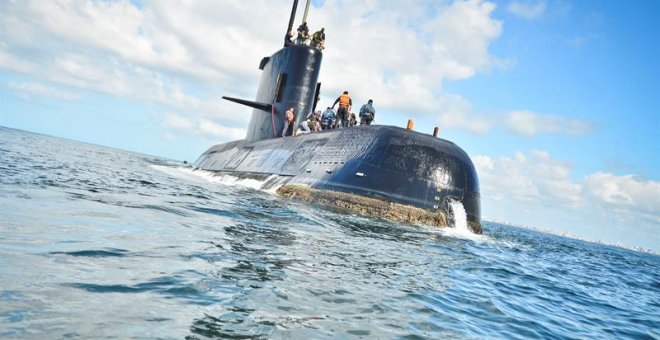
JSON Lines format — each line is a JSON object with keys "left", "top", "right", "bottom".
{"left": 487, "top": 220, "right": 657, "bottom": 255}
{"left": 149, "top": 164, "right": 654, "bottom": 255}
{"left": 150, "top": 165, "right": 282, "bottom": 194}
{"left": 152, "top": 164, "right": 496, "bottom": 243}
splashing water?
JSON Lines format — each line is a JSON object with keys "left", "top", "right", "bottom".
{"left": 156, "top": 164, "right": 482, "bottom": 240}
{"left": 449, "top": 199, "right": 468, "bottom": 230}
{"left": 151, "top": 165, "right": 284, "bottom": 193}
{"left": 440, "top": 199, "right": 484, "bottom": 241}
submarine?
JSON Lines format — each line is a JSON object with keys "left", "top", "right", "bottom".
{"left": 194, "top": 0, "right": 481, "bottom": 233}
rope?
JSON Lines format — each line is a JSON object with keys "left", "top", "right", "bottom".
{"left": 271, "top": 104, "right": 278, "bottom": 136}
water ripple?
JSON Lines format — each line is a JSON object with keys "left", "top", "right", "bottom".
{"left": 49, "top": 249, "right": 129, "bottom": 257}
{"left": 1, "top": 127, "right": 658, "bottom": 339}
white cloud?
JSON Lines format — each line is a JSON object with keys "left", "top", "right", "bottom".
{"left": 162, "top": 113, "right": 245, "bottom": 141}
{"left": 583, "top": 172, "right": 660, "bottom": 221}
{"left": 6, "top": 81, "right": 81, "bottom": 101}
{"left": 436, "top": 93, "right": 492, "bottom": 134}
{"left": 0, "top": 0, "right": 503, "bottom": 137}
{"left": 507, "top": 1, "right": 547, "bottom": 20}
{"left": 198, "top": 119, "right": 246, "bottom": 140}
{"left": 473, "top": 150, "right": 581, "bottom": 204}
{"left": 474, "top": 150, "right": 660, "bottom": 250}
{"left": 162, "top": 113, "right": 195, "bottom": 131}
{"left": 478, "top": 150, "right": 658, "bottom": 215}
{"left": 0, "top": 43, "right": 34, "bottom": 74}
{"left": 505, "top": 110, "right": 596, "bottom": 136}
{"left": 306, "top": 0, "right": 504, "bottom": 118}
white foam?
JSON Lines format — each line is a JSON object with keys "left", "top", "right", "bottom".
{"left": 450, "top": 200, "right": 469, "bottom": 231}
{"left": 150, "top": 164, "right": 211, "bottom": 184}
{"left": 150, "top": 165, "right": 284, "bottom": 194}
{"left": 434, "top": 199, "right": 485, "bottom": 242}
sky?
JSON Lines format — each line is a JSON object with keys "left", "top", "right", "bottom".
{"left": 1, "top": 0, "right": 658, "bottom": 252}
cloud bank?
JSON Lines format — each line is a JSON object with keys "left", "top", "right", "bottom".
{"left": 505, "top": 110, "right": 596, "bottom": 136}
{"left": 6, "top": 81, "right": 82, "bottom": 101}
{"left": 474, "top": 150, "right": 660, "bottom": 245}
{"left": 0, "top": 0, "right": 507, "bottom": 139}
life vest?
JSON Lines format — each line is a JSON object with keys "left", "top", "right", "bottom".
{"left": 339, "top": 94, "right": 350, "bottom": 107}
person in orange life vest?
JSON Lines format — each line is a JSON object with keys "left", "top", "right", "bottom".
{"left": 282, "top": 107, "right": 295, "bottom": 136}
{"left": 331, "top": 91, "right": 352, "bottom": 128}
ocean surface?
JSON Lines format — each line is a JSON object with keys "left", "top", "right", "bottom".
{"left": 1, "top": 126, "right": 658, "bottom": 339}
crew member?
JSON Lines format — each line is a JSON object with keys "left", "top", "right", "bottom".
{"left": 307, "top": 111, "right": 322, "bottom": 132}
{"left": 311, "top": 27, "right": 325, "bottom": 50}
{"left": 296, "top": 22, "right": 310, "bottom": 45}
{"left": 348, "top": 112, "right": 357, "bottom": 127}
{"left": 298, "top": 119, "right": 311, "bottom": 135}
{"left": 286, "top": 30, "right": 296, "bottom": 45}
{"left": 321, "top": 107, "right": 336, "bottom": 130}
{"left": 331, "top": 91, "right": 352, "bottom": 128}
{"left": 359, "top": 99, "right": 375, "bottom": 125}
{"left": 282, "top": 107, "right": 295, "bottom": 136}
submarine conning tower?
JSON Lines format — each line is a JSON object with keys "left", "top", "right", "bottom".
{"left": 245, "top": 45, "right": 322, "bottom": 142}
{"left": 223, "top": 0, "right": 323, "bottom": 142}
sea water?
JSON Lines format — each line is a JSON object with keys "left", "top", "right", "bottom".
{"left": 0, "top": 126, "right": 658, "bottom": 339}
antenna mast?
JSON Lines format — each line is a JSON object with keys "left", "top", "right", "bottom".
{"left": 285, "top": 0, "right": 299, "bottom": 46}
{"left": 302, "top": 0, "right": 311, "bottom": 24}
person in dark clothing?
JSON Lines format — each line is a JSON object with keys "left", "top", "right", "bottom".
{"left": 285, "top": 30, "right": 295, "bottom": 45}
{"left": 296, "top": 22, "right": 310, "bottom": 45}
{"left": 321, "top": 107, "right": 336, "bottom": 130}
{"left": 359, "top": 99, "right": 375, "bottom": 125}
{"left": 331, "top": 91, "right": 352, "bottom": 128}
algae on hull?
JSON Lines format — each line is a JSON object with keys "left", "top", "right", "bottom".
{"left": 276, "top": 184, "right": 482, "bottom": 234}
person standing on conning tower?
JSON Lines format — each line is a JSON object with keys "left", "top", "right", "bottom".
{"left": 296, "top": 22, "right": 310, "bottom": 45}
{"left": 286, "top": 30, "right": 296, "bottom": 45}
{"left": 311, "top": 27, "right": 325, "bottom": 50}
{"left": 331, "top": 91, "right": 352, "bottom": 128}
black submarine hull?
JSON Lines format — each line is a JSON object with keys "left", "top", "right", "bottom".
{"left": 194, "top": 125, "right": 481, "bottom": 231}
{"left": 196, "top": 0, "right": 481, "bottom": 232}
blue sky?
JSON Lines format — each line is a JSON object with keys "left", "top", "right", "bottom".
{"left": 1, "top": 0, "right": 658, "bottom": 251}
